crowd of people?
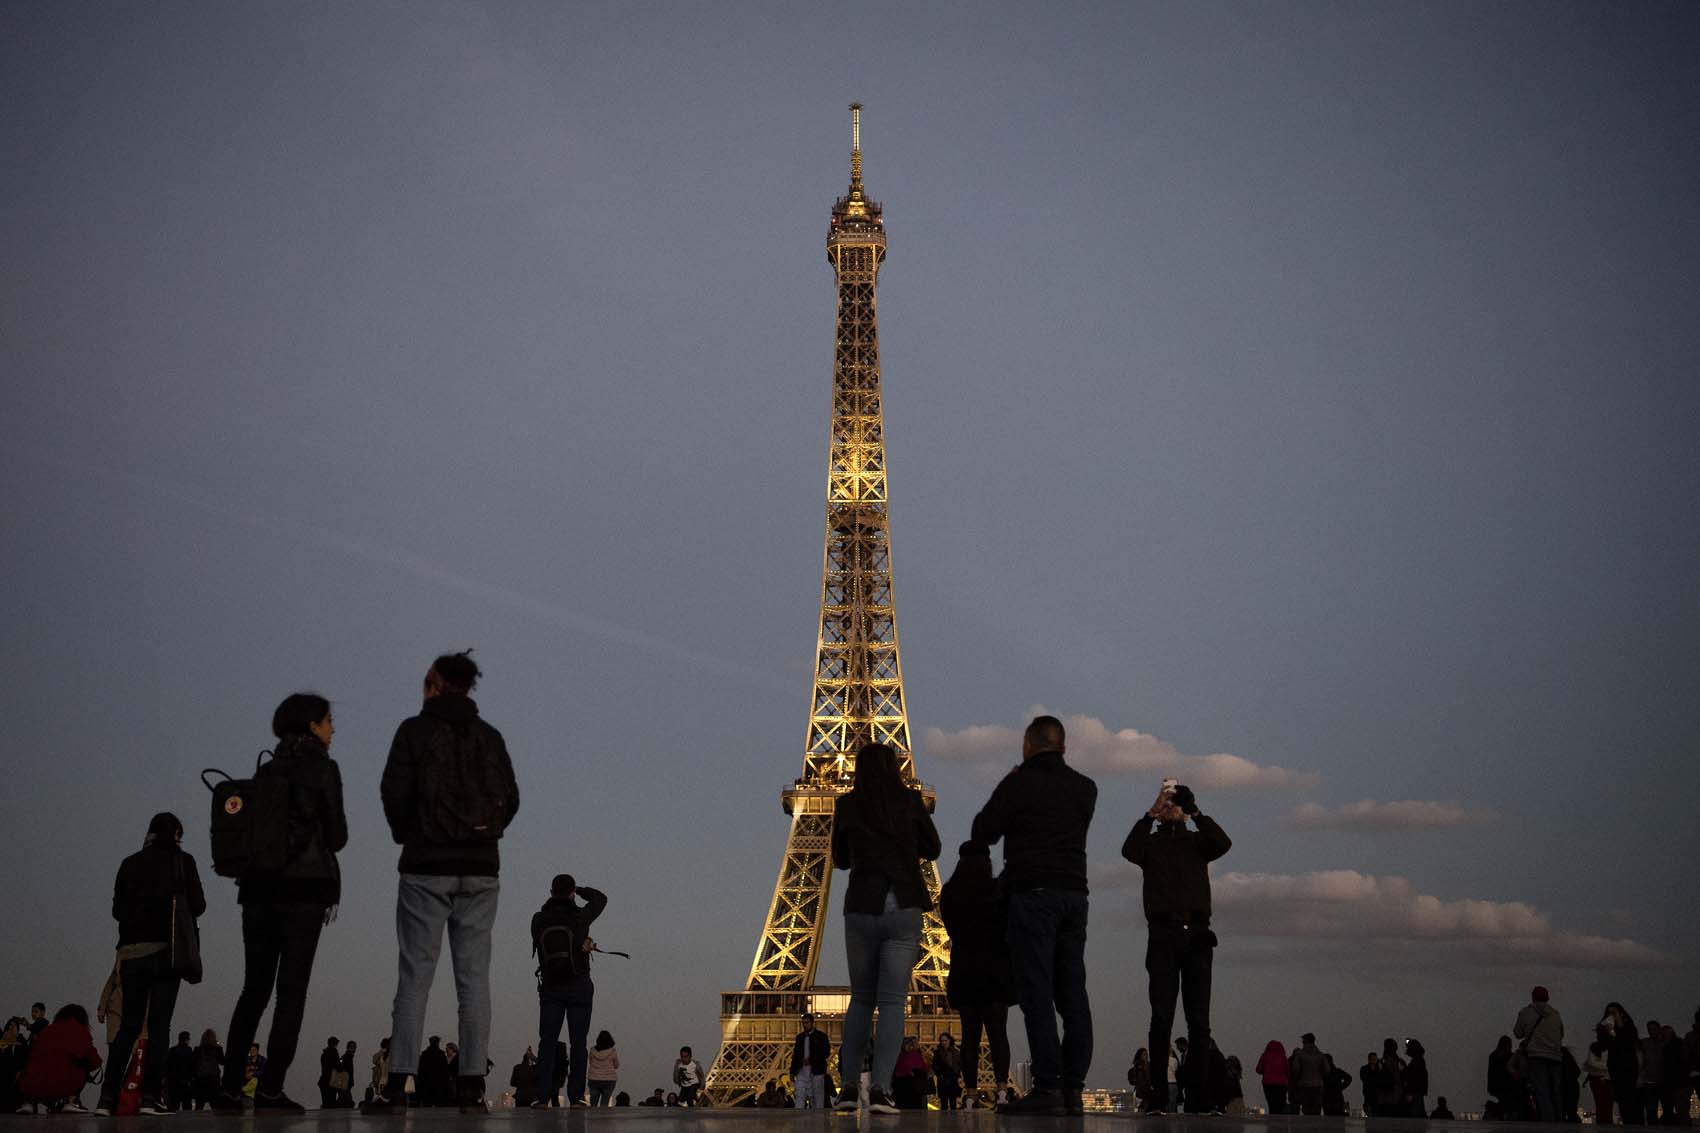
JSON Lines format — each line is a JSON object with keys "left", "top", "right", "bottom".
{"left": 4, "top": 669, "right": 1695, "bottom": 1122}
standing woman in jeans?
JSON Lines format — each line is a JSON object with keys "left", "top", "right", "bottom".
{"left": 211, "top": 693, "right": 347, "bottom": 1113}
{"left": 830, "top": 742, "right": 941, "bottom": 1113}
{"left": 94, "top": 812, "right": 207, "bottom": 1115}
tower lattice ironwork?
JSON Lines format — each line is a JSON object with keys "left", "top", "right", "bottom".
{"left": 705, "top": 105, "right": 955, "bottom": 1107}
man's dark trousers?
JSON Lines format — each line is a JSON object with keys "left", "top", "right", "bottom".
{"left": 535, "top": 975, "right": 592, "bottom": 1105}
{"left": 1007, "top": 889, "right": 1092, "bottom": 1091}
{"left": 1146, "top": 917, "right": 1213, "bottom": 1112}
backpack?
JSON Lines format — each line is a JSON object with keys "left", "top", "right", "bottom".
{"left": 415, "top": 719, "right": 512, "bottom": 843}
{"left": 202, "top": 753, "right": 291, "bottom": 879}
{"left": 536, "top": 922, "right": 587, "bottom": 986}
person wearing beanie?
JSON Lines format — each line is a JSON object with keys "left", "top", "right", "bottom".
{"left": 1515, "top": 984, "right": 1566, "bottom": 1121}
{"left": 529, "top": 873, "right": 606, "bottom": 1108}
{"left": 94, "top": 812, "right": 206, "bottom": 1116}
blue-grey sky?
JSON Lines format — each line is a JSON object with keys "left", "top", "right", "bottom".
{"left": 4, "top": 0, "right": 1697, "bottom": 1105}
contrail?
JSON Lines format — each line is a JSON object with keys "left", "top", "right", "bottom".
{"left": 5, "top": 443, "right": 795, "bottom": 694}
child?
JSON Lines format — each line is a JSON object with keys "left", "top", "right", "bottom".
{"left": 17, "top": 1005, "right": 103, "bottom": 1114}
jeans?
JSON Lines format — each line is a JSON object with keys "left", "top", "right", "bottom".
{"left": 958, "top": 1003, "right": 1010, "bottom": 1090}
{"left": 386, "top": 873, "right": 499, "bottom": 1077}
{"left": 1263, "top": 1083, "right": 1288, "bottom": 1115}
{"left": 535, "top": 976, "right": 593, "bottom": 1105}
{"left": 840, "top": 893, "right": 923, "bottom": 1094}
{"left": 1007, "top": 888, "right": 1093, "bottom": 1091}
{"left": 588, "top": 1080, "right": 615, "bottom": 1107}
{"left": 222, "top": 902, "right": 325, "bottom": 1094}
{"left": 1529, "top": 1057, "right": 1562, "bottom": 1122}
{"left": 101, "top": 950, "right": 180, "bottom": 1104}
{"left": 795, "top": 1067, "right": 828, "bottom": 1109}
{"left": 1146, "top": 918, "right": 1213, "bottom": 1111}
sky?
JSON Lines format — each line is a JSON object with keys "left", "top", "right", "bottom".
{"left": 3, "top": 0, "right": 1698, "bottom": 1107}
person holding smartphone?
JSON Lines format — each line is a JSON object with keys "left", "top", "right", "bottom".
{"left": 1121, "top": 781, "right": 1231, "bottom": 1115}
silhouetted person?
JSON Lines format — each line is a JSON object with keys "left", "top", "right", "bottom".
{"left": 1257, "top": 1040, "right": 1290, "bottom": 1115}
{"left": 972, "top": 715, "right": 1097, "bottom": 1115}
{"left": 832, "top": 742, "right": 941, "bottom": 1113}
{"left": 1290, "top": 1034, "right": 1328, "bottom": 1115}
{"left": 212, "top": 693, "right": 347, "bottom": 1115}
{"left": 586, "top": 1031, "right": 619, "bottom": 1107}
{"left": 1488, "top": 1035, "right": 1522, "bottom": 1120}
{"left": 530, "top": 873, "right": 606, "bottom": 1108}
{"left": 1603, "top": 1003, "right": 1644, "bottom": 1124}
{"left": 1377, "top": 1038, "right": 1406, "bottom": 1117}
{"left": 1405, "top": 1038, "right": 1429, "bottom": 1118}
{"left": 939, "top": 840, "right": 1013, "bottom": 1106}
{"left": 165, "top": 1032, "right": 196, "bottom": 1111}
{"left": 1122, "top": 779, "right": 1230, "bottom": 1114}
{"left": 318, "top": 1037, "right": 341, "bottom": 1109}
{"left": 1516, "top": 985, "right": 1565, "bottom": 1121}
{"left": 1360, "top": 1052, "right": 1382, "bottom": 1117}
{"left": 1431, "top": 1096, "right": 1456, "bottom": 1120}
{"left": 415, "top": 1036, "right": 450, "bottom": 1107}
{"left": 94, "top": 812, "right": 205, "bottom": 1116}
{"left": 17, "top": 1005, "right": 101, "bottom": 1114}
{"left": 366, "top": 651, "right": 519, "bottom": 1115}
{"left": 789, "top": 1013, "right": 830, "bottom": 1108}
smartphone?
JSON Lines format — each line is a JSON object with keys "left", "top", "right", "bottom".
{"left": 1160, "top": 777, "right": 1178, "bottom": 794}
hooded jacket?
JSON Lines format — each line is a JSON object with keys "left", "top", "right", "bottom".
{"left": 1515, "top": 1002, "right": 1565, "bottom": 1062}
{"left": 239, "top": 733, "right": 348, "bottom": 906}
{"left": 380, "top": 693, "right": 519, "bottom": 877}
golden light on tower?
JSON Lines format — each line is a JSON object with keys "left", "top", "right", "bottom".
{"left": 704, "top": 104, "right": 957, "bottom": 1106}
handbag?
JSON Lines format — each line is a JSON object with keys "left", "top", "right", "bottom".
{"left": 331, "top": 1070, "right": 352, "bottom": 1091}
{"left": 170, "top": 854, "right": 203, "bottom": 984}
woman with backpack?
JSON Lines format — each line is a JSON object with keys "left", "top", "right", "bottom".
{"left": 829, "top": 743, "right": 942, "bottom": 1113}
{"left": 210, "top": 693, "right": 348, "bottom": 1114}
{"left": 192, "top": 1030, "right": 225, "bottom": 1111}
{"left": 93, "top": 812, "right": 207, "bottom": 1116}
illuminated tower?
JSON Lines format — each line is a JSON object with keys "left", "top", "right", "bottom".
{"left": 704, "top": 104, "right": 954, "bottom": 1106}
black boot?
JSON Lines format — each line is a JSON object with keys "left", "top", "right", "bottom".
{"left": 457, "top": 1075, "right": 487, "bottom": 1115}
{"left": 359, "top": 1073, "right": 411, "bottom": 1115}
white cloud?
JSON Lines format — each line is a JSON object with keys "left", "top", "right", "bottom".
{"left": 925, "top": 712, "right": 1318, "bottom": 789}
{"left": 1193, "top": 869, "right": 1669, "bottom": 970}
{"left": 1281, "top": 799, "right": 1497, "bottom": 831}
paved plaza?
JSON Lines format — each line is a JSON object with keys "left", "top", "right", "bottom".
{"left": 0, "top": 1113, "right": 1514, "bottom": 1132}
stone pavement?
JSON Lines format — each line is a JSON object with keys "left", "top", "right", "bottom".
{"left": 0, "top": 1112, "right": 1511, "bottom": 1132}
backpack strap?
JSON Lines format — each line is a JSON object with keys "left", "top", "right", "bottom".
{"left": 201, "top": 770, "right": 233, "bottom": 792}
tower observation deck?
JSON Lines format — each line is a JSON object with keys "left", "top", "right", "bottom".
{"left": 704, "top": 105, "right": 957, "bottom": 1106}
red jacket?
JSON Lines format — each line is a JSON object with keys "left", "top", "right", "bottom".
{"left": 19, "top": 1019, "right": 103, "bottom": 1102}
{"left": 1255, "top": 1041, "right": 1290, "bottom": 1085}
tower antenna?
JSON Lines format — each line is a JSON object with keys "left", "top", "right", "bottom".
{"left": 849, "top": 102, "right": 863, "bottom": 191}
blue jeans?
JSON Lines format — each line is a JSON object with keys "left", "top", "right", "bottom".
{"left": 386, "top": 873, "right": 500, "bottom": 1078}
{"left": 841, "top": 893, "right": 923, "bottom": 1094}
{"left": 1007, "top": 889, "right": 1093, "bottom": 1091}
{"left": 1528, "top": 1057, "right": 1562, "bottom": 1122}
{"left": 535, "top": 976, "right": 593, "bottom": 1105}
{"left": 588, "top": 1080, "right": 615, "bottom": 1107}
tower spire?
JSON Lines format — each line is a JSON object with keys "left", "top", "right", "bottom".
{"left": 849, "top": 101, "right": 863, "bottom": 193}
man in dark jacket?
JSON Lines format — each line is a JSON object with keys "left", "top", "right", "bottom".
{"left": 529, "top": 875, "right": 606, "bottom": 1108}
{"left": 317, "top": 1037, "right": 340, "bottom": 1109}
{"left": 970, "top": 715, "right": 1097, "bottom": 1116}
{"left": 365, "top": 651, "right": 519, "bottom": 1116}
{"left": 790, "top": 1014, "right": 831, "bottom": 1109}
{"left": 1121, "top": 780, "right": 1231, "bottom": 1115}
{"left": 166, "top": 1032, "right": 197, "bottom": 1111}
{"left": 94, "top": 812, "right": 207, "bottom": 1116}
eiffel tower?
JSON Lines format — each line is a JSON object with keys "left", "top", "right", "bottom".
{"left": 704, "top": 104, "right": 955, "bottom": 1106}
